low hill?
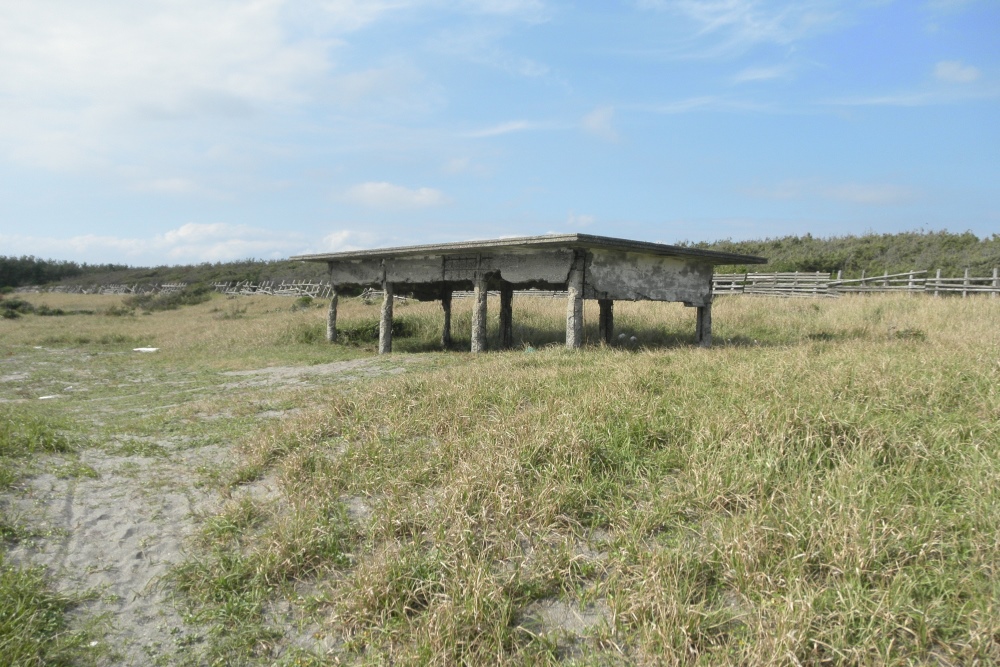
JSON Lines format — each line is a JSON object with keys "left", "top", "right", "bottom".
{"left": 2, "top": 230, "right": 998, "bottom": 289}
{"left": 691, "top": 230, "right": 1000, "bottom": 276}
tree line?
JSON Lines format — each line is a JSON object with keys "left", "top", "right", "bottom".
{"left": 687, "top": 230, "right": 1000, "bottom": 276}
{"left": 3, "top": 230, "right": 999, "bottom": 289}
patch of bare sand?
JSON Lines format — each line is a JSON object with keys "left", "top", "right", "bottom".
{"left": 220, "top": 358, "right": 406, "bottom": 388}
{"left": 5, "top": 441, "right": 239, "bottom": 665}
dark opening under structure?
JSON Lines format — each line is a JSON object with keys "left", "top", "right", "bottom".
{"left": 292, "top": 233, "right": 767, "bottom": 353}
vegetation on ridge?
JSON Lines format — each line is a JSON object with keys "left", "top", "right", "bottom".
{"left": 3, "top": 229, "right": 999, "bottom": 289}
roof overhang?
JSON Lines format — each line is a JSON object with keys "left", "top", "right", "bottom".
{"left": 292, "top": 233, "right": 767, "bottom": 266}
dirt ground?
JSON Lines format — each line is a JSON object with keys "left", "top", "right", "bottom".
{"left": 1, "top": 345, "right": 406, "bottom": 665}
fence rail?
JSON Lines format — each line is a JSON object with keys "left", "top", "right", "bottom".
{"left": 714, "top": 269, "right": 999, "bottom": 298}
{"left": 13, "top": 268, "right": 1000, "bottom": 299}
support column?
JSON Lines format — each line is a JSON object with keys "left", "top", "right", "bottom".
{"left": 326, "top": 287, "right": 339, "bottom": 342}
{"left": 696, "top": 303, "right": 712, "bottom": 348}
{"left": 598, "top": 298, "right": 614, "bottom": 345}
{"left": 499, "top": 284, "right": 514, "bottom": 349}
{"left": 440, "top": 287, "right": 453, "bottom": 348}
{"left": 566, "top": 252, "right": 585, "bottom": 349}
{"left": 471, "top": 274, "right": 488, "bottom": 353}
{"left": 379, "top": 282, "right": 394, "bottom": 354}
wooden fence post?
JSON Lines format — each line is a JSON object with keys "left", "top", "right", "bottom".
{"left": 963, "top": 268, "right": 970, "bottom": 298}
{"left": 993, "top": 268, "right": 998, "bottom": 299}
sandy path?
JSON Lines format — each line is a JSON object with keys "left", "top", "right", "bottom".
{"left": 2, "top": 353, "right": 407, "bottom": 664}
{"left": 6, "top": 440, "right": 235, "bottom": 665}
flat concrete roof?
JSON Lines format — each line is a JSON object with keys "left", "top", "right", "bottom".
{"left": 292, "top": 233, "right": 767, "bottom": 266}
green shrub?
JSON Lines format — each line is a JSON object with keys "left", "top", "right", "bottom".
{"left": 123, "top": 284, "right": 211, "bottom": 312}
{"left": 0, "top": 298, "right": 34, "bottom": 316}
{"left": 35, "top": 305, "right": 65, "bottom": 316}
{"left": 337, "top": 317, "right": 414, "bottom": 345}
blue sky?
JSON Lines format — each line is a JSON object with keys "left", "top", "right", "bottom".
{"left": 0, "top": 0, "right": 997, "bottom": 265}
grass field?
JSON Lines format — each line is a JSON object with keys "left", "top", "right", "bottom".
{"left": 1, "top": 291, "right": 998, "bottom": 665}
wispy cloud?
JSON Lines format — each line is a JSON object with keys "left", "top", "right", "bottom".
{"left": 581, "top": 106, "right": 619, "bottom": 142}
{"left": 132, "top": 177, "right": 212, "bottom": 196}
{"left": 634, "top": 95, "right": 774, "bottom": 114}
{"left": 827, "top": 59, "right": 993, "bottom": 107}
{"left": 745, "top": 180, "right": 918, "bottom": 205}
{"left": 827, "top": 86, "right": 998, "bottom": 107}
{"left": 465, "top": 120, "right": 539, "bottom": 137}
{"left": 429, "top": 26, "right": 549, "bottom": 77}
{"left": 934, "top": 60, "right": 980, "bottom": 83}
{"left": 567, "top": 211, "right": 596, "bottom": 226}
{"left": 318, "top": 229, "right": 383, "bottom": 253}
{"left": 733, "top": 64, "right": 793, "bottom": 83}
{"left": 0, "top": 223, "right": 306, "bottom": 264}
{"left": 634, "top": 0, "right": 844, "bottom": 58}
{"left": 344, "top": 182, "right": 450, "bottom": 209}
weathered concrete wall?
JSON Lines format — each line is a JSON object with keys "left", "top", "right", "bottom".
{"left": 328, "top": 247, "right": 712, "bottom": 306}
{"left": 493, "top": 249, "right": 575, "bottom": 284}
{"left": 385, "top": 255, "right": 444, "bottom": 283}
{"left": 584, "top": 250, "right": 713, "bottom": 305}
{"left": 328, "top": 259, "right": 383, "bottom": 285}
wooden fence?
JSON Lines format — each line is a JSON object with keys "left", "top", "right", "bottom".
{"left": 15, "top": 268, "right": 1000, "bottom": 299}
{"left": 211, "top": 280, "right": 335, "bottom": 298}
{"left": 714, "top": 269, "right": 999, "bottom": 298}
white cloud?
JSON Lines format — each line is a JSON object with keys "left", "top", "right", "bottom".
{"left": 733, "top": 64, "right": 793, "bottom": 83}
{"left": 133, "top": 178, "right": 204, "bottom": 196}
{"left": 327, "top": 61, "right": 444, "bottom": 113}
{"left": 444, "top": 157, "right": 472, "bottom": 173}
{"left": 458, "top": 0, "right": 550, "bottom": 21}
{"left": 442, "top": 157, "right": 490, "bottom": 175}
{"left": 0, "top": 223, "right": 306, "bottom": 265}
{"left": 567, "top": 211, "right": 596, "bottom": 226}
{"left": 0, "top": 1, "right": 418, "bottom": 169}
{"left": 745, "top": 180, "right": 917, "bottom": 205}
{"left": 635, "top": 0, "right": 843, "bottom": 57}
{"left": 344, "top": 182, "right": 449, "bottom": 209}
{"left": 635, "top": 95, "right": 773, "bottom": 114}
{"left": 319, "top": 229, "right": 382, "bottom": 252}
{"left": 581, "top": 106, "right": 619, "bottom": 142}
{"left": 827, "top": 85, "right": 999, "bottom": 107}
{"left": 466, "top": 120, "right": 537, "bottom": 137}
{"left": 429, "top": 26, "right": 549, "bottom": 77}
{"left": 934, "top": 60, "right": 980, "bottom": 83}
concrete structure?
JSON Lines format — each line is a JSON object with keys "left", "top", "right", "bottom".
{"left": 292, "top": 234, "right": 766, "bottom": 353}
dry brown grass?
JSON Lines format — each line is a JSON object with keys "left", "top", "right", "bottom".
{"left": 169, "top": 293, "right": 1000, "bottom": 665}
{"left": 4, "top": 291, "right": 999, "bottom": 665}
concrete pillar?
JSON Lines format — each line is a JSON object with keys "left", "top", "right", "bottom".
{"left": 499, "top": 284, "right": 514, "bottom": 349}
{"left": 471, "top": 274, "right": 488, "bottom": 353}
{"left": 696, "top": 303, "right": 712, "bottom": 348}
{"left": 440, "top": 287, "right": 453, "bottom": 348}
{"left": 566, "top": 252, "right": 585, "bottom": 349}
{"left": 379, "top": 282, "right": 394, "bottom": 354}
{"left": 598, "top": 298, "right": 613, "bottom": 345}
{"left": 326, "top": 287, "right": 338, "bottom": 342}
